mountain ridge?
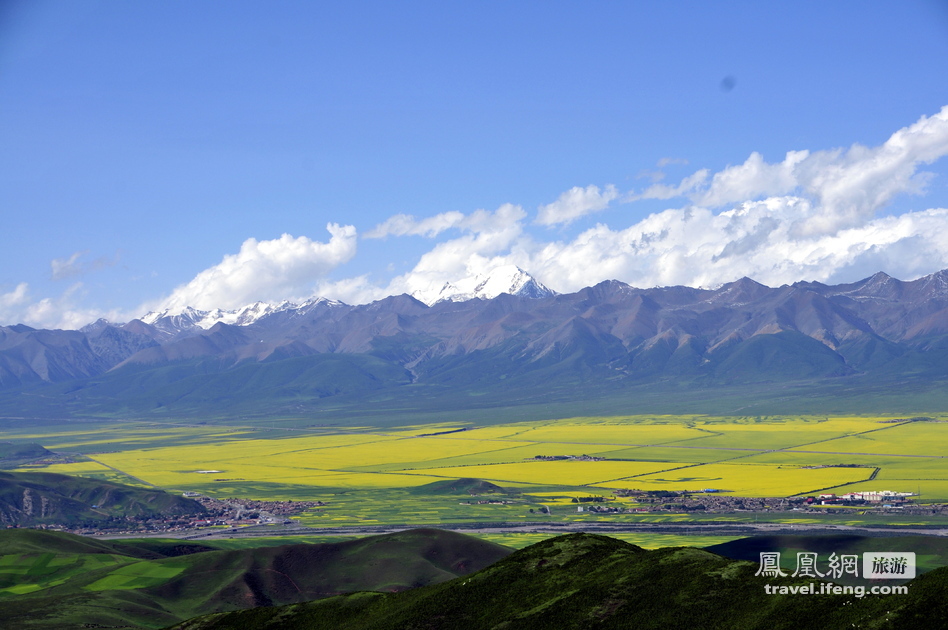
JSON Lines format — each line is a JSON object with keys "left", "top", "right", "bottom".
{"left": 4, "top": 269, "right": 948, "bottom": 416}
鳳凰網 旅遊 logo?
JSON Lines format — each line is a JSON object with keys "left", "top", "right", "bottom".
{"left": 756, "top": 551, "right": 913, "bottom": 598}
{"left": 862, "top": 552, "right": 916, "bottom": 579}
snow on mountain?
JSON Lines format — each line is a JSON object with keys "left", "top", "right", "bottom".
{"left": 138, "top": 269, "right": 551, "bottom": 333}
{"left": 139, "top": 297, "right": 344, "bottom": 335}
{"left": 411, "top": 265, "right": 556, "bottom": 306}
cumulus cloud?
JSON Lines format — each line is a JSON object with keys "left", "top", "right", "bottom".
{"left": 690, "top": 106, "right": 948, "bottom": 237}
{"left": 0, "top": 283, "right": 29, "bottom": 311}
{"left": 155, "top": 224, "right": 357, "bottom": 312}
{"left": 317, "top": 106, "right": 948, "bottom": 301}
{"left": 535, "top": 184, "right": 619, "bottom": 226}
{"left": 0, "top": 282, "right": 129, "bottom": 330}
{"left": 694, "top": 151, "right": 806, "bottom": 207}
{"left": 386, "top": 206, "right": 526, "bottom": 297}
{"left": 315, "top": 204, "right": 529, "bottom": 304}
{"left": 11, "top": 107, "right": 948, "bottom": 328}
{"left": 518, "top": 203, "right": 948, "bottom": 294}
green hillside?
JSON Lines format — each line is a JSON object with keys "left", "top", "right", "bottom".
{"left": 408, "top": 478, "right": 508, "bottom": 496}
{"left": 0, "top": 528, "right": 511, "bottom": 629}
{"left": 171, "top": 533, "right": 948, "bottom": 630}
{"left": 0, "top": 471, "right": 205, "bottom": 527}
{"left": 0, "top": 443, "right": 55, "bottom": 469}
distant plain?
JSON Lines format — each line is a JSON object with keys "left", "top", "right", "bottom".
{"left": 9, "top": 413, "right": 948, "bottom": 546}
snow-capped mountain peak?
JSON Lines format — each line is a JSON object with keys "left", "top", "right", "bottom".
{"left": 412, "top": 265, "right": 556, "bottom": 306}
{"left": 139, "top": 297, "right": 347, "bottom": 336}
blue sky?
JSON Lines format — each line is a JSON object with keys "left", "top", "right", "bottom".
{"left": 3, "top": 1, "right": 948, "bottom": 328}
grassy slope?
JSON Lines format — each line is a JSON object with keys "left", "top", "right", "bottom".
{"left": 0, "top": 528, "right": 511, "bottom": 629}
{"left": 171, "top": 533, "right": 948, "bottom": 630}
{"left": 0, "top": 443, "right": 54, "bottom": 468}
{"left": 0, "top": 528, "right": 214, "bottom": 557}
{"left": 0, "top": 470, "right": 205, "bottom": 526}
{"left": 407, "top": 478, "right": 508, "bottom": 496}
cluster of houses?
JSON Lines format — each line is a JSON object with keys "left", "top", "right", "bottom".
{"left": 602, "top": 488, "right": 928, "bottom": 514}
{"left": 530, "top": 454, "right": 606, "bottom": 461}
{"left": 814, "top": 491, "right": 916, "bottom": 506}
{"left": 33, "top": 495, "right": 328, "bottom": 536}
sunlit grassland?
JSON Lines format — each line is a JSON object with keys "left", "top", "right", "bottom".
{"left": 0, "top": 553, "right": 131, "bottom": 596}
{"left": 84, "top": 559, "right": 188, "bottom": 591}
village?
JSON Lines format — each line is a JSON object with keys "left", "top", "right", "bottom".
{"left": 26, "top": 495, "right": 326, "bottom": 536}
{"left": 19, "top": 487, "right": 948, "bottom": 538}
{"left": 607, "top": 488, "right": 935, "bottom": 514}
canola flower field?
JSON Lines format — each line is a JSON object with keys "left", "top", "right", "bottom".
{"left": 12, "top": 414, "right": 948, "bottom": 504}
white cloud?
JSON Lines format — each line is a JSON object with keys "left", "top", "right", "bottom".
{"left": 154, "top": 224, "right": 357, "bottom": 312}
{"left": 364, "top": 211, "right": 466, "bottom": 239}
{"left": 510, "top": 202, "right": 948, "bottom": 294}
{"left": 0, "top": 282, "right": 129, "bottom": 330}
{"left": 687, "top": 105, "right": 948, "bottom": 237}
{"left": 50, "top": 252, "right": 86, "bottom": 281}
{"left": 313, "top": 274, "right": 386, "bottom": 306}
{"left": 694, "top": 151, "right": 806, "bottom": 207}
{"left": 50, "top": 250, "right": 118, "bottom": 281}
{"left": 10, "top": 107, "right": 948, "bottom": 328}
{"left": 315, "top": 204, "right": 529, "bottom": 304}
{"left": 535, "top": 184, "right": 619, "bottom": 226}
{"left": 381, "top": 204, "right": 527, "bottom": 298}
{"left": 657, "top": 157, "right": 689, "bottom": 167}
{"left": 629, "top": 169, "right": 710, "bottom": 201}
{"left": 322, "top": 107, "right": 948, "bottom": 300}
{"left": 0, "top": 283, "right": 29, "bottom": 311}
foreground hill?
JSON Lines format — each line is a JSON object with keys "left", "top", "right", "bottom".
{"left": 0, "top": 528, "right": 511, "bottom": 629}
{"left": 0, "top": 471, "right": 205, "bottom": 527}
{"left": 4, "top": 269, "right": 948, "bottom": 417}
{"left": 0, "top": 442, "right": 55, "bottom": 468}
{"left": 172, "top": 533, "right": 948, "bottom": 630}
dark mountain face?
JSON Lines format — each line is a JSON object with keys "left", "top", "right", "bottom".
{"left": 4, "top": 270, "right": 948, "bottom": 414}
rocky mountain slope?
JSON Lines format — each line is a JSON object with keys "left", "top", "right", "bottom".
{"left": 3, "top": 269, "right": 948, "bottom": 415}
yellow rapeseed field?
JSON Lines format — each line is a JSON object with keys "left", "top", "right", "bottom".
{"left": 27, "top": 414, "right": 947, "bottom": 499}
{"left": 409, "top": 460, "right": 680, "bottom": 486}
{"left": 595, "top": 462, "right": 874, "bottom": 496}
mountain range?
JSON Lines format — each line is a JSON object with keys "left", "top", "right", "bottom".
{"left": 3, "top": 268, "right": 948, "bottom": 418}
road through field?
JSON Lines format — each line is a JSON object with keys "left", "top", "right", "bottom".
{"left": 98, "top": 520, "right": 948, "bottom": 542}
